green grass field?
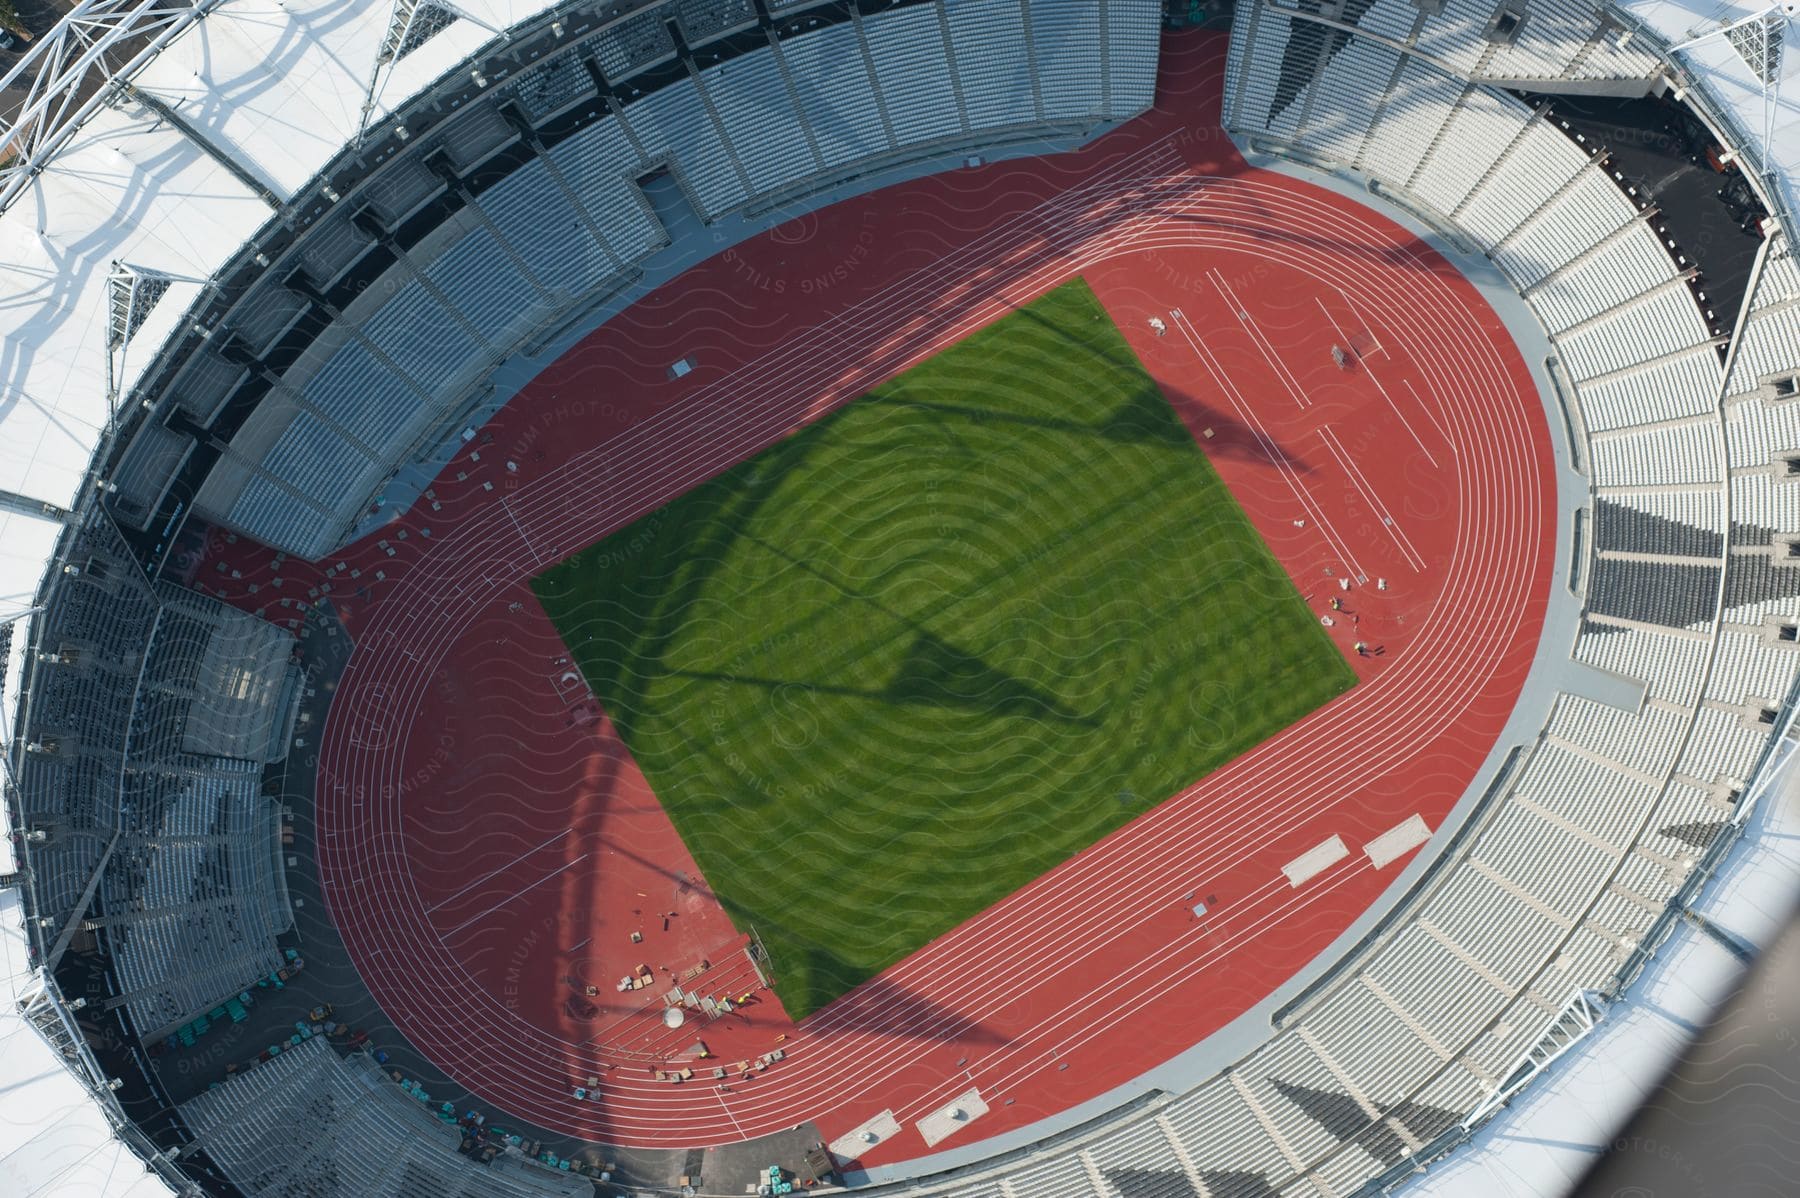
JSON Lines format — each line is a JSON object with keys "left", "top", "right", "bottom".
{"left": 532, "top": 279, "right": 1355, "bottom": 1018}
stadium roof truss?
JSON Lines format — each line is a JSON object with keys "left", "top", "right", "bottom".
{"left": 106, "top": 262, "right": 201, "bottom": 424}
{"left": 0, "top": 2, "right": 1790, "bottom": 1194}
{"left": 1671, "top": 4, "right": 1795, "bottom": 174}
{"left": 1461, "top": 989, "right": 1610, "bottom": 1130}
{"left": 357, "top": 0, "right": 505, "bottom": 147}
{"left": 0, "top": 1, "right": 224, "bottom": 217}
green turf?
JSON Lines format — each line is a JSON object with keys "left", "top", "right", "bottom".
{"left": 532, "top": 279, "right": 1356, "bottom": 1019}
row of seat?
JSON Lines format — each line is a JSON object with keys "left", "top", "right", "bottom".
{"left": 858, "top": 12, "right": 1799, "bottom": 1197}
{"left": 1529, "top": 225, "right": 1688, "bottom": 334}
{"left": 191, "top": 0, "right": 1158, "bottom": 561}
{"left": 1588, "top": 419, "right": 1722, "bottom": 491}
{"left": 180, "top": 1038, "right": 590, "bottom": 1198}
{"left": 9, "top": 508, "right": 299, "bottom": 1037}
{"left": 1578, "top": 346, "right": 1721, "bottom": 432}
{"left": 157, "top": 583, "right": 304, "bottom": 762}
{"left": 11, "top": 517, "right": 162, "bottom": 922}
{"left": 1406, "top": 0, "right": 1662, "bottom": 83}
{"left": 1574, "top": 620, "right": 1710, "bottom": 706}
{"left": 103, "top": 756, "right": 288, "bottom": 1038}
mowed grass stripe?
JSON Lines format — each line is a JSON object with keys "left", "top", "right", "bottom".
{"left": 533, "top": 279, "right": 1356, "bottom": 1018}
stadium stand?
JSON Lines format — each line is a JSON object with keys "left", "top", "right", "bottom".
{"left": 0, "top": 3, "right": 1153, "bottom": 1193}
{"left": 181, "top": 1037, "right": 590, "bottom": 1198}
{"left": 773, "top": 21, "right": 893, "bottom": 168}
{"left": 3, "top": 0, "right": 1800, "bottom": 1195}
{"left": 143, "top": 0, "right": 1156, "bottom": 562}
{"left": 155, "top": 585, "right": 303, "bottom": 764}
{"left": 11, "top": 514, "right": 163, "bottom": 938}
{"left": 593, "top": 3, "right": 681, "bottom": 82}
{"left": 716, "top": 7, "right": 1800, "bottom": 1196}
{"left": 94, "top": 579, "right": 297, "bottom": 1040}
{"left": 5, "top": 515, "right": 300, "bottom": 1042}
{"left": 673, "top": 0, "right": 758, "bottom": 48}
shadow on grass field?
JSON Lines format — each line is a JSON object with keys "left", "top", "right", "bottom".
{"left": 532, "top": 278, "right": 1356, "bottom": 1019}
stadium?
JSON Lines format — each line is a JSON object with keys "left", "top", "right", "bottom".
{"left": 1, "top": 0, "right": 1798, "bottom": 1195}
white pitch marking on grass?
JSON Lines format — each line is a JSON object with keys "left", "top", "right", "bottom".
{"left": 829, "top": 1110, "right": 902, "bottom": 1161}
{"left": 1283, "top": 835, "right": 1350, "bottom": 887}
{"left": 919, "top": 1088, "right": 989, "bottom": 1147}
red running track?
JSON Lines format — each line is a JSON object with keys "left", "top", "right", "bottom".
{"left": 191, "top": 31, "right": 1555, "bottom": 1169}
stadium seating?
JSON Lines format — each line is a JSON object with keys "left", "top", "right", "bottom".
{"left": 97, "top": 582, "right": 298, "bottom": 1038}
{"left": 180, "top": 0, "right": 1154, "bottom": 562}
{"left": 103, "top": 761, "right": 286, "bottom": 1038}
{"left": 788, "top": 9, "right": 1800, "bottom": 1196}
{"left": 180, "top": 1038, "right": 589, "bottom": 1198}
{"left": 945, "top": 0, "right": 1042, "bottom": 131}
{"left": 11, "top": 516, "right": 163, "bottom": 925}
{"left": 698, "top": 48, "right": 819, "bottom": 197}
{"left": 773, "top": 22, "right": 892, "bottom": 168}
{"left": 3, "top": 11, "right": 1155, "bottom": 1188}
{"left": 539, "top": 115, "right": 671, "bottom": 264}
{"left": 593, "top": 3, "right": 679, "bottom": 82}
{"left": 10, "top": 510, "right": 297, "bottom": 1039}
{"left": 863, "top": 4, "right": 968, "bottom": 146}
{"left": 1030, "top": 0, "right": 1104, "bottom": 122}
{"left": 473, "top": 158, "right": 627, "bottom": 304}
{"left": 11, "top": 1, "right": 1798, "bottom": 1194}
{"left": 674, "top": 0, "right": 758, "bottom": 48}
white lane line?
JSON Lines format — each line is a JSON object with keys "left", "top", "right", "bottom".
{"left": 1169, "top": 307, "right": 1368, "bottom": 581}
{"left": 1359, "top": 352, "right": 1441, "bottom": 470}
{"left": 1317, "top": 425, "right": 1428, "bottom": 573}
{"left": 316, "top": 164, "right": 1551, "bottom": 1139}
{"left": 439, "top": 852, "right": 590, "bottom": 938}
{"left": 716, "top": 1088, "right": 745, "bottom": 1139}
{"left": 500, "top": 496, "right": 544, "bottom": 566}
{"left": 1213, "top": 269, "right": 1310, "bottom": 408}
{"left": 1403, "top": 377, "right": 1457, "bottom": 449}
{"left": 425, "top": 828, "right": 572, "bottom": 914}
{"left": 1337, "top": 287, "right": 1387, "bottom": 357}
{"left": 1316, "top": 293, "right": 1438, "bottom": 468}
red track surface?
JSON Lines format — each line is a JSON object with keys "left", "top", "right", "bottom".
{"left": 192, "top": 32, "right": 1555, "bottom": 1168}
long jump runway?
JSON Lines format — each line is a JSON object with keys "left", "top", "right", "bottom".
{"left": 192, "top": 31, "right": 1555, "bottom": 1168}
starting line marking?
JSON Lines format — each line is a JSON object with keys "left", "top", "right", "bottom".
{"left": 1365, "top": 814, "right": 1432, "bottom": 869}
{"left": 1283, "top": 835, "right": 1349, "bottom": 887}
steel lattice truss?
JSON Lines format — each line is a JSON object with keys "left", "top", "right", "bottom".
{"left": 1724, "top": 9, "right": 1784, "bottom": 84}
{"left": 105, "top": 261, "right": 200, "bottom": 420}
{"left": 356, "top": 0, "right": 502, "bottom": 147}
{"left": 1674, "top": 4, "right": 1798, "bottom": 176}
{"left": 1463, "top": 989, "right": 1609, "bottom": 1130}
{"left": 0, "top": 1, "right": 221, "bottom": 215}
